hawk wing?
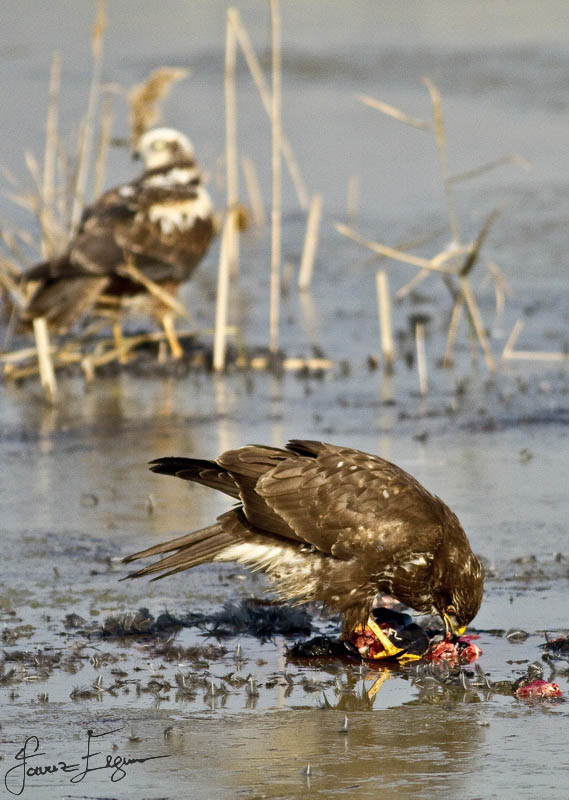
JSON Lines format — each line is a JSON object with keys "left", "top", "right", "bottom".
{"left": 218, "top": 441, "right": 444, "bottom": 565}
{"left": 62, "top": 179, "right": 213, "bottom": 280}
{"left": 113, "top": 184, "right": 214, "bottom": 282}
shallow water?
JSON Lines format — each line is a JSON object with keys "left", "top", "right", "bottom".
{"left": 1, "top": 2, "right": 569, "bottom": 799}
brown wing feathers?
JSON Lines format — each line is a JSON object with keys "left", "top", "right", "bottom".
{"left": 124, "top": 448, "right": 305, "bottom": 581}
{"left": 123, "top": 511, "right": 251, "bottom": 581}
{"left": 149, "top": 456, "right": 240, "bottom": 498}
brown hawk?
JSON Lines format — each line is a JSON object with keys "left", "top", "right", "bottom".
{"left": 20, "top": 127, "right": 214, "bottom": 356}
{"left": 124, "top": 441, "right": 484, "bottom": 636}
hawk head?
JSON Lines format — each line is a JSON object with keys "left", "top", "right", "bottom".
{"left": 134, "top": 127, "right": 195, "bottom": 170}
{"left": 434, "top": 549, "right": 485, "bottom": 636}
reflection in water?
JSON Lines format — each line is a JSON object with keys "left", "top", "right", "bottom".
{"left": 269, "top": 375, "right": 283, "bottom": 447}
{"left": 377, "top": 371, "right": 394, "bottom": 460}
{"left": 214, "top": 374, "right": 242, "bottom": 454}
{"left": 299, "top": 289, "right": 321, "bottom": 351}
{"left": 208, "top": 701, "right": 487, "bottom": 799}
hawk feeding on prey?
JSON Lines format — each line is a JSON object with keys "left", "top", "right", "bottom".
{"left": 124, "top": 441, "right": 484, "bottom": 637}
{"left": 19, "top": 127, "right": 214, "bottom": 357}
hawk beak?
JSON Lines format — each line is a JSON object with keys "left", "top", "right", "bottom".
{"left": 443, "top": 613, "right": 466, "bottom": 637}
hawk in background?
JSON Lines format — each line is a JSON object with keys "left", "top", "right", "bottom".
{"left": 124, "top": 440, "right": 484, "bottom": 637}
{"left": 20, "top": 127, "right": 214, "bottom": 358}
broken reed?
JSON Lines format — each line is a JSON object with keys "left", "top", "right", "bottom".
{"left": 415, "top": 320, "right": 427, "bottom": 396}
{"left": 298, "top": 193, "right": 323, "bottom": 290}
{"left": 346, "top": 175, "right": 359, "bottom": 221}
{"left": 232, "top": 9, "right": 308, "bottom": 210}
{"left": 502, "top": 320, "right": 569, "bottom": 362}
{"left": 33, "top": 317, "right": 57, "bottom": 404}
{"left": 269, "top": 0, "right": 282, "bottom": 354}
{"left": 376, "top": 270, "right": 394, "bottom": 371}
{"left": 5, "top": 4, "right": 323, "bottom": 391}
{"left": 42, "top": 50, "right": 62, "bottom": 258}
{"left": 213, "top": 216, "right": 231, "bottom": 371}
{"left": 225, "top": 9, "right": 240, "bottom": 276}
{"left": 241, "top": 156, "right": 265, "bottom": 227}
{"left": 70, "top": 0, "right": 106, "bottom": 236}
{"left": 347, "top": 78, "right": 528, "bottom": 375}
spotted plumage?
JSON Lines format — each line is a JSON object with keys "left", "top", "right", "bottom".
{"left": 124, "top": 441, "right": 484, "bottom": 636}
{"left": 19, "top": 128, "right": 214, "bottom": 333}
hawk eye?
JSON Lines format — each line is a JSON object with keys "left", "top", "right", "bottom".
{"left": 446, "top": 604, "right": 457, "bottom": 615}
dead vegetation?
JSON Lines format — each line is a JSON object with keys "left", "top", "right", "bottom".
{"left": 0, "top": 0, "right": 332, "bottom": 402}
{"left": 0, "top": 2, "right": 565, "bottom": 404}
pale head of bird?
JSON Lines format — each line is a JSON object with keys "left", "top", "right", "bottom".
{"left": 134, "top": 127, "right": 195, "bottom": 170}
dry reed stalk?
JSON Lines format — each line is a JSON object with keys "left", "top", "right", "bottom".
{"left": 500, "top": 320, "right": 569, "bottom": 362}
{"left": 356, "top": 93, "right": 431, "bottom": 131}
{"left": 76, "top": 328, "right": 196, "bottom": 374}
{"left": 232, "top": 10, "right": 309, "bottom": 210}
{"left": 93, "top": 90, "right": 113, "bottom": 199}
{"left": 0, "top": 264, "right": 27, "bottom": 309}
{"left": 501, "top": 319, "right": 523, "bottom": 358}
{"left": 502, "top": 350, "right": 569, "bottom": 362}
{"left": 0, "top": 252, "right": 23, "bottom": 281}
{"left": 54, "top": 142, "right": 70, "bottom": 233}
{"left": 213, "top": 217, "right": 231, "bottom": 371}
{"left": 128, "top": 67, "right": 189, "bottom": 144}
{"left": 422, "top": 77, "right": 460, "bottom": 245}
{"left": 269, "top": 0, "right": 282, "bottom": 354}
{"left": 112, "top": 320, "right": 129, "bottom": 364}
{"left": 95, "top": 327, "right": 199, "bottom": 354}
{"left": 92, "top": 330, "right": 205, "bottom": 370}
{"left": 485, "top": 260, "right": 511, "bottom": 316}
{"left": 449, "top": 153, "right": 531, "bottom": 184}
{"left": 33, "top": 317, "right": 57, "bottom": 403}
{"left": 249, "top": 355, "right": 333, "bottom": 371}
{"left": 459, "top": 276, "right": 496, "bottom": 372}
{"left": 241, "top": 156, "right": 265, "bottom": 227}
{"left": 431, "top": 243, "right": 472, "bottom": 269}
{"left": 298, "top": 193, "right": 323, "bottom": 290}
{"left": 81, "top": 355, "right": 96, "bottom": 384}
{"left": 395, "top": 268, "right": 430, "bottom": 301}
{"left": 376, "top": 270, "right": 394, "bottom": 371}
{"left": 415, "top": 321, "right": 427, "bottom": 396}
{"left": 0, "top": 164, "right": 19, "bottom": 188}
{"left": 1, "top": 344, "right": 52, "bottom": 365}
{"left": 117, "top": 261, "right": 190, "bottom": 319}
{"left": 335, "top": 223, "right": 455, "bottom": 273}
{"left": 70, "top": 0, "right": 106, "bottom": 235}
{"left": 299, "top": 289, "right": 320, "bottom": 346}
{"left": 4, "top": 344, "right": 81, "bottom": 376}
{"left": 42, "top": 50, "right": 62, "bottom": 258}
{"left": 20, "top": 153, "right": 58, "bottom": 256}
{"left": 440, "top": 207, "right": 501, "bottom": 367}
{"left": 365, "top": 227, "right": 447, "bottom": 274}
{"left": 0, "top": 230, "right": 28, "bottom": 268}
{"left": 443, "top": 297, "right": 463, "bottom": 367}
{"left": 459, "top": 206, "right": 502, "bottom": 277}
{"left": 346, "top": 175, "right": 359, "bottom": 220}
{"left": 225, "top": 9, "right": 240, "bottom": 276}
{"left": 161, "top": 311, "right": 183, "bottom": 359}
{"left": 15, "top": 229, "right": 41, "bottom": 251}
